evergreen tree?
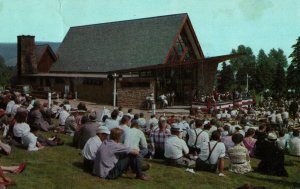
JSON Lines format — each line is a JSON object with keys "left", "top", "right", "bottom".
{"left": 218, "top": 62, "right": 234, "bottom": 92}
{"left": 273, "top": 62, "right": 286, "bottom": 96}
{"left": 255, "top": 49, "right": 273, "bottom": 92}
{"left": 288, "top": 36, "right": 300, "bottom": 92}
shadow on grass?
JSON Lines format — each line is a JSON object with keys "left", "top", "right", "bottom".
{"left": 246, "top": 174, "right": 300, "bottom": 188}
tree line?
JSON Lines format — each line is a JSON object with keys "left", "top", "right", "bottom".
{"left": 217, "top": 36, "right": 300, "bottom": 98}
{"left": 0, "top": 55, "right": 15, "bottom": 88}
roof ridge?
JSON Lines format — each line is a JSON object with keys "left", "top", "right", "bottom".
{"left": 70, "top": 13, "right": 188, "bottom": 29}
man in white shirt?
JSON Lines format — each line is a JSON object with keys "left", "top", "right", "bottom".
{"left": 282, "top": 109, "right": 289, "bottom": 128}
{"left": 82, "top": 126, "right": 110, "bottom": 172}
{"left": 126, "top": 109, "right": 134, "bottom": 120}
{"left": 124, "top": 120, "right": 148, "bottom": 158}
{"left": 138, "top": 113, "right": 147, "bottom": 132}
{"left": 58, "top": 106, "right": 70, "bottom": 126}
{"left": 289, "top": 130, "right": 300, "bottom": 156}
{"left": 187, "top": 119, "right": 209, "bottom": 156}
{"left": 119, "top": 115, "right": 131, "bottom": 143}
{"left": 164, "top": 123, "right": 189, "bottom": 167}
{"left": 5, "top": 97, "right": 15, "bottom": 115}
{"left": 146, "top": 115, "right": 159, "bottom": 134}
{"left": 196, "top": 130, "right": 226, "bottom": 176}
{"left": 105, "top": 110, "right": 119, "bottom": 130}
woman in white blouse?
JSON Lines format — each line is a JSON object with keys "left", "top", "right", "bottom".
{"left": 13, "top": 108, "right": 44, "bottom": 151}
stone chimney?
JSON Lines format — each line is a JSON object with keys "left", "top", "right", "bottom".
{"left": 17, "top": 35, "right": 37, "bottom": 76}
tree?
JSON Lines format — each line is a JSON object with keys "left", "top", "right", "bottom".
{"left": 255, "top": 49, "right": 273, "bottom": 92}
{"left": 272, "top": 61, "right": 286, "bottom": 96}
{"left": 229, "top": 45, "right": 256, "bottom": 89}
{"left": 268, "top": 48, "right": 288, "bottom": 68}
{"left": 288, "top": 36, "right": 300, "bottom": 92}
{"left": 0, "top": 55, "right": 14, "bottom": 87}
{"left": 217, "top": 62, "right": 234, "bottom": 92}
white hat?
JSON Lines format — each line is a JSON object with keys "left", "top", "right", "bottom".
{"left": 96, "top": 126, "right": 110, "bottom": 135}
{"left": 171, "top": 123, "right": 183, "bottom": 132}
{"left": 267, "top": 132, "right": 277, "bottom": 141}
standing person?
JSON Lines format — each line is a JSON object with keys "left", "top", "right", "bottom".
{"left": 228, "top": 133, "right": 252, "bottom": 174}
{"left": 164, "top": 124, "right": 189, "bottom": 167}
{"left": 150, "top": 120, "right": 171, "bottom": 159}
{"left": 13, "top": 108, "right": 44, "bottom": 151}
{"left": 82, "top": 126, "right": 110, "bottom": 173}
{"left": 187, "top": 119, "right": 209, "bottom": 157}
{"left": 196, "top": 131, "right": 226, "bottom": 176}
{"left": 93, "top": 128, "right": 151, "bottom": 181}
{"left": 256, "top": 133, "right": 288, "bottom": 177}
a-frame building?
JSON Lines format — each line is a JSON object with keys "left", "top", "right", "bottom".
{"left": 18, "top": 13, "right": 241, "bottom": 107}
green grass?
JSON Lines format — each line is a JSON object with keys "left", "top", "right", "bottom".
{"left": 1, "top": 133, "right": 300, "bottom": 189}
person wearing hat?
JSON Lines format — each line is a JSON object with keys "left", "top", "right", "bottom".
{"left": 77, "top": 111, "right": 100, "bottom": 149}
{"left": 164, "top": 123, "right": 189, "bottom": 167}
{"left": 93, "top": 128, "right": 151, "bottom": 181}
{"left": 256, "top": 132, "right": 288, "bottom": 177}
{"left": 82, "top": 126, "right": 110, "bottom": 173}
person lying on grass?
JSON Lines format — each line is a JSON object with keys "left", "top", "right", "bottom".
{"left": 0, "top": 162, "right": 27, "bottom": 189}
{"left": 93, "top": 128, "right": 151, "bottom": 181}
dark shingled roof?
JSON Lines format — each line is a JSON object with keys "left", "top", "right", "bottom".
{"left": 50, "top": 13, "right": 187, "bottom": 73}
{"left": 35, "top": 45, "right": 48, "bottom": 63}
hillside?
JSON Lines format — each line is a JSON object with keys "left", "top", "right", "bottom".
{"left": 0, "top": 42, "right": 60, "bottom": 66}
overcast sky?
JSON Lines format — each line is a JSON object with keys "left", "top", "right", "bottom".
{"left": 0, "top": 0, "right": 299, "bottom": 61}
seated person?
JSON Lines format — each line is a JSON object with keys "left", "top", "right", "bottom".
{"left": 82, "top": 126, "right": 110, "bottom": 173}
{"left": 27, "top": 101, "right": 55, "bottom": 132}
{"left": 164, "top": 124, "right": 189, "bottom": 167}
{"left": 150, "top": 120, "right": 170, "bottom": 159}
{"left": 77, "top": 112, "right": 100, "bottom": 149}
{"left": 289, "top": 130, "right": 300, "bottom": 156}
{"left": 228, "top": 133, "right": 252, "bottom": 174}
{"left": 243, "top": 128, "right": 257, "bottom": 157}
{"left": 124, "top": 120, "right": 148, "bottom": 158}
{"left": 13, "top": 108, "right": 44, "bottom": 151}
{"left": 93, "top": 128, "right": 150, "bottom": 181}
{"left": 187, "top": 119, "right": 209, "bottom": 156}
{"left": 256, "top": 133, "right": 288, "bottom": 177}
{"left": 196, "top": 131, "right": 225, "bottom": 176}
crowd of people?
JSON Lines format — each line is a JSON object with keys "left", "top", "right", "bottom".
{"left": 0, "top": 89, "right": 300, "bottom": 188}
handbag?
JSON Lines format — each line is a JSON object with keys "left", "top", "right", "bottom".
{"left": 196, "top": 142, "right": 218, "bottom": 172}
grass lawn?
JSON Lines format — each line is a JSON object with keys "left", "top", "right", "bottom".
{"left": 1, "top": 133, "right": 300, "bottom": 189}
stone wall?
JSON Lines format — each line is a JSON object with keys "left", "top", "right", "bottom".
{"left": 117, "top": 79, "right": 155, "bottom": 109}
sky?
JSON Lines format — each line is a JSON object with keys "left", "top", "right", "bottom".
{"left": 0, "top": 0, "right": 299, "bottom": 62}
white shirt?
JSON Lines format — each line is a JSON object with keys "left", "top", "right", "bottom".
{"left": 105, "top": 119, "right": 119, "bottom": 130}
{"left": 59, "top": 110, "right": 70, "bottom": 126}
{"left": 64, "top": 104, "right": 71, "bottom": 111}
{"left": 6, "top": 100, "right": 15, "bottom": 114}
{"left": 282, "top": 112, "right": 289, "bottom": 120}
{"left": 276, "top": 113, "right": 283, "bottom": 123}
{"left": 126, "top": 113, "right": 134, "bottom": 119}
{"left": 216, "top": 113, "right": 222, "bottom": 120}
{"left": 180, "top": 121, "right": 190, "bottom": 131}
{"left": 11, "top": 104, "right": 21, "bottom": 117}
{"left": 147, "top": 117, "right": 158, "bottom": 131}
{"left": 269, "top": 113, "right": 276, "bottom": 124}
{"left": 199, "top": 141, "right": 226, "bottom": 164}
{"left": 277, "top": 137, "right": 286, "bottom": 150}
{"left": 138, "top": 118, "right": 147, "bottom": 128}
{"left": 13, "top": 122, "right": 31, "bottom": 137}
{"left": 187, "top": 128, "right": 209, "bottom": 148}
{"left": 289, "top": 137, "right": 300, "bottom": 156}
{"left": 82, "top": 136, "right": 102, "bottom": 160}
{"left": 124, "top": 128, "right": 147, "bottom": 150}
{"left": 208, "top": 125, "right": 218, "bottom": 136}
{"left": 164, "top": 135, "right": 189, "bottom": 159}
